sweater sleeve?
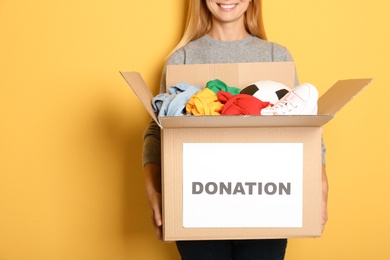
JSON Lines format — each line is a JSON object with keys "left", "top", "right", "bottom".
{"left": 142, "top": 50, "right": 186, "bottom": 166}
{"left": 271, "top": 42, "right": 294, "bottom": 62}
{"left": 142, "top": 119, "right": 161, "bottom": 166}
{"left": 142, "top": 69, "right": 166, "bottom": 166}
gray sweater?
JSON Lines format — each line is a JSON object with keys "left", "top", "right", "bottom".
{"left": 143, "top": 34, "right": 326, "bottom": 166}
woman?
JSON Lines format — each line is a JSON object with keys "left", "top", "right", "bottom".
{"left": 143, "top": 0, "right": 329, "bottom": 259}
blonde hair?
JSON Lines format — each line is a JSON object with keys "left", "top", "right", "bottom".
{"left": 168, "top": 0, "right": 267, "bottom": 57}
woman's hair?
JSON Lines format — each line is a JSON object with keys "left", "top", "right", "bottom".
{"left": 168, "top": 0, "right": 267, "bottom": 56}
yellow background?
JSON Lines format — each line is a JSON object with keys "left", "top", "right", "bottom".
{"left": 0, "top": 0, "right": 389, "bottom": 259}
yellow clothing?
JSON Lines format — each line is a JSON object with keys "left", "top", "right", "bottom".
{"left": 186, "top": 88, "right": 224, "bottom": 115}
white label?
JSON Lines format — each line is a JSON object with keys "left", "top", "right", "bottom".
{"left": 182, "top": 143, "right": 303, "bottom": 228}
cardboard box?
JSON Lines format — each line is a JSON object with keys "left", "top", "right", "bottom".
{"left": 120, "top": 62, "right": 372, "bottom": 241}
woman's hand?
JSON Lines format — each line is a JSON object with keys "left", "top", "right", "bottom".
{"left": 144, "top": 163, "right": 163, "bottom": 240}
{"left": 148, "top": 190, "right": 163, "bottom": 240}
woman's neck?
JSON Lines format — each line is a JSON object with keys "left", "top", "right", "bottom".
{"left": 207, "top": 23, "right": 249, "bottom": 41}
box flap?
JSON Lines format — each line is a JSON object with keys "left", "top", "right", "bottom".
{"left": 121, "top": 66, "right": 372, "bottom": 129}
{"left": 121, "top": 62, "right": 296, "bottom": 128}
{"left": 159, "top": 115, "right": 333, "bottom": 128}
{"left": 318, "top": 78, "right": 373, "bottom": 116}
{"left": 166, "top": 62, "right": 296, "bottom": 91}
{"left": 120, "top": 71, "right": 161, "bottom": 128}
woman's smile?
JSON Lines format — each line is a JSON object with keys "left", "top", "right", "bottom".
{"left": 217, "top": 3, "right": 239, "bottom": 11}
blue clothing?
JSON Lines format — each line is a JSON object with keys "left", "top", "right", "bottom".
{"left": 152, "top": 83, "right": 201, "bottom": 117}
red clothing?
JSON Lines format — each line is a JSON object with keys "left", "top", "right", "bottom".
{"left": 218, "top": 91, "right": 271, "bottom": 115}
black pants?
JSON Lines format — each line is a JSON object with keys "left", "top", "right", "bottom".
{"left": 176, "top": 239, "right": 287, "bottom": 260}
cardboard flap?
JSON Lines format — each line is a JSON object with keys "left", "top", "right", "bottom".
{"left": 120, "top": 71, "right": 161, "bottom": 127}
{"left": 167, "top": 62, "right": 296, "bottom": 91}
{"left": 318, "top": 78, "right": 373, "bottom": 115}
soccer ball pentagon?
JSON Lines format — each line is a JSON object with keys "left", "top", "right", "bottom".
{"left": 240, "top": 80, "right": 291, "bottom": 104}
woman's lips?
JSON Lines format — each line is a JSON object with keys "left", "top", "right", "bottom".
{"left": 218, "top": 3, "right": 239, "bottom": 10}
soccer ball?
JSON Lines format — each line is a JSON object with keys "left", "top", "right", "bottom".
{"left": 240, "top": 80, "right": 291, "bottom": 104}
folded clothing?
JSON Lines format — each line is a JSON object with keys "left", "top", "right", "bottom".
{"left": 186, "top": 88, "right": 224, "bottom": 115}
{"left": 152, "top": 83, "right": 202, "bottom": 117}
{"left": 218, "top": 91, "right": 271, "bottom": 115}
{"left": 206, "top": 79, "right": 241, "bottom": 95}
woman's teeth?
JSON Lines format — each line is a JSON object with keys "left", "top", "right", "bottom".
{"left": 219, "top": 4, "right": 237, "bottom": 9}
